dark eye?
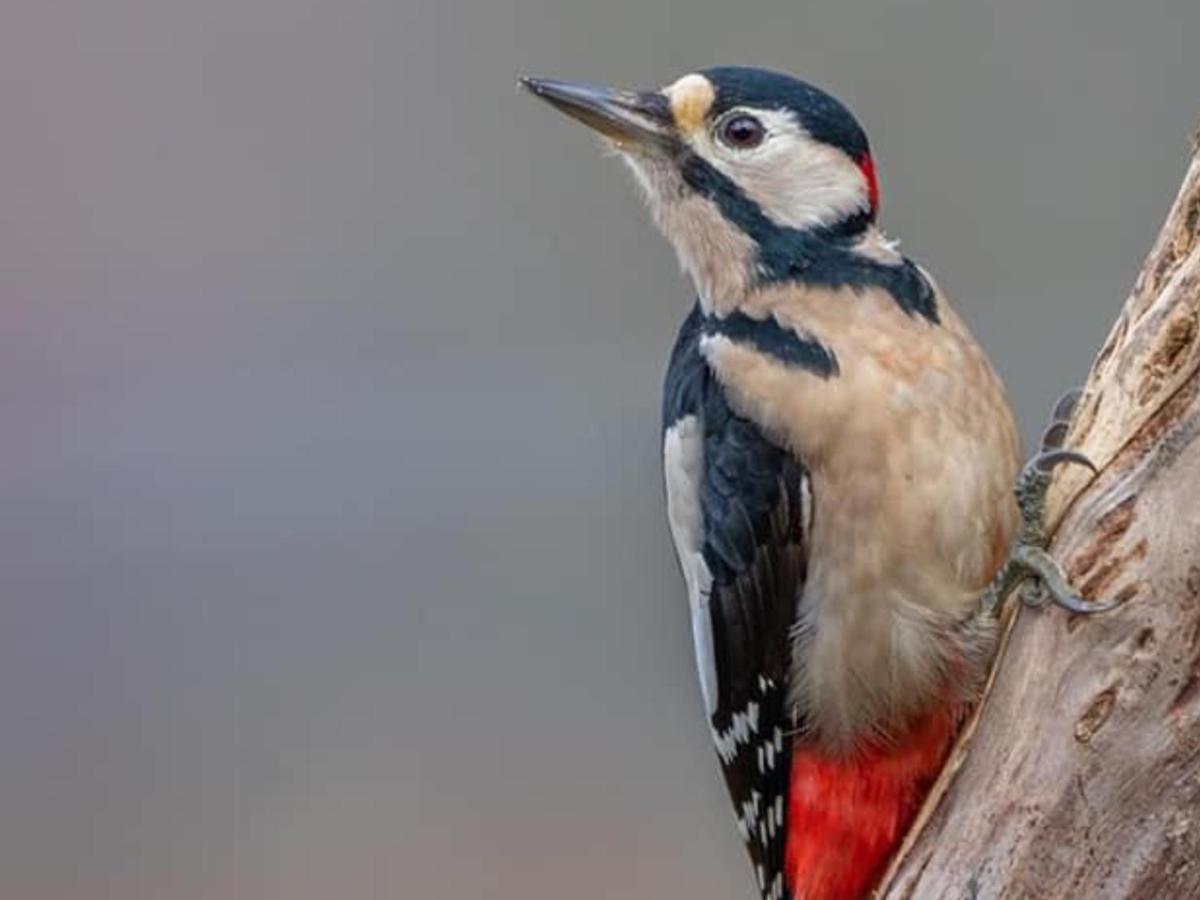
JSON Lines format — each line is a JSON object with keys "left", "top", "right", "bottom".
{"left": 719, "top": 114, "right": 765, "bottom": 149}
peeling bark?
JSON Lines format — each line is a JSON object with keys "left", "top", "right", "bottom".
{"left": 876, "top": 143, "right": 1200, "bottom": 899}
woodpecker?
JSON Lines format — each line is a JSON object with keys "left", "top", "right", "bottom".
{"left": 521, "top": 67, "right": 1112, "bottom": 900}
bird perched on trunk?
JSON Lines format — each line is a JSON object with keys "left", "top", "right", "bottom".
{"left": 521, "top": 66, "right": 1112, "bottom": 900}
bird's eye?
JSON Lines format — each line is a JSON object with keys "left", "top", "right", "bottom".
{"left": 718, "top": 114, "right": 765, "bottom": 149}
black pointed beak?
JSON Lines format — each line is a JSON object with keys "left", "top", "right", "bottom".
{"left": 519, "top": 76, "right": 676, "bottom": 152}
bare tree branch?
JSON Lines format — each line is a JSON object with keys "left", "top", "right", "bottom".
{"left": 877, "top": 139, "right": 1200, "bottom": 899}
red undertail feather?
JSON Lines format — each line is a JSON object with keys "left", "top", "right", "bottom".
{"left": 784, "top": 708, "right": 961, "bottom": 900}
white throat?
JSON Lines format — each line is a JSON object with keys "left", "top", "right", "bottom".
{"left": 622, "top": 153, "right": 757, "bottom": 315}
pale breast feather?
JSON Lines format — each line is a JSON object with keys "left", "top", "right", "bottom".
{"left": 662, "top": 303, "right": 820, "bottom": 900}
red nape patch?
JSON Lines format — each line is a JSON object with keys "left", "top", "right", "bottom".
{"left": 784, "top": 709, "right": 960, "bottom": 900}
{"left": 857, "top": 153, "right": 881, "bottom": 216}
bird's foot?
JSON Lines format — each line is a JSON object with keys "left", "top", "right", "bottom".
{"left": 981, "top": 389, "right": 1119, "bottom": 616}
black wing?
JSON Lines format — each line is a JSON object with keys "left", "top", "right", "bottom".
{"left": 663, "top": 304, "right": 810, "bottom": 900}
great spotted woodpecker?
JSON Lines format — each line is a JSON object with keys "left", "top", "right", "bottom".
{"left": 521, "top": 67, "right": 1113, "bottom": 900}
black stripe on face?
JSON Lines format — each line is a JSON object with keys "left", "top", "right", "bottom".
{"left": 702, "top": 311, "right": 839, "bottom": 379}
{"left": 678, "top": 153, "right": 939, "bottom": 324}
{"left": 679, "top": 153, "right": 799, "bottom": 248}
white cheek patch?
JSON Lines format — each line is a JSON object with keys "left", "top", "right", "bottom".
{"left": 699, "top": 108, "right": 870, "bottom": 231}
{"left": 663, "top": 415, "right": 718, "bottom": 716}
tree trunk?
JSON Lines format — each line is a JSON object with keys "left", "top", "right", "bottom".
{"left": 877, "top": 138, "right": 1200, "bottom": 899}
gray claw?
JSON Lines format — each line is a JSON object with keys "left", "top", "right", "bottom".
{"left": 1012, "top": 545, "right": 1121, "bottom": 614}
{"left": 1031, "top": 448, "right": 1098, "bottom": 476}
{"left": 986, "top": 401, "right": 1118, "bottom": 621}
{"left": 1051, "top": 387, "right": 1084, "bottom": 424}
{"left": 1040, "top": 421, "right": 1069, "bottom": 452}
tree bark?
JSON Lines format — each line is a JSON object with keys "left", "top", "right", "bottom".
{"left": 877, "top": 139, "right": 1200, "bottom": 899}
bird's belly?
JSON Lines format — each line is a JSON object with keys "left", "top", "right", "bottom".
{"left": 790, "top": 433, "right": 1013, "bottom": 750}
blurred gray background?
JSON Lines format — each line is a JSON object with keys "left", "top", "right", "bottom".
{"left": 2, "top": 1, "right": 1198, "bottom": 898}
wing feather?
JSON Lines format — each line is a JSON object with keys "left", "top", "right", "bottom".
{"left": 663, "top": 304, "right": 811, "bottom": 900}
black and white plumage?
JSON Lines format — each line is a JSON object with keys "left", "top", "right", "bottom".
{"left": 664, "top": 304, "right": 828, "bottom": 898}
{"left": 523, "top": 66, "right": 1029, "bottom": 900}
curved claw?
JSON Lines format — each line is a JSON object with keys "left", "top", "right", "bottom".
{"left": 1040, "top": 421, "right": 1069, "bottom": 452}
{"left": 1048, "top": 591, "right": 1122, "bottom": 614}
{"left": 1031, "top": 448, "right": 1098, "bottom": 476}
{"left": 1012, "top": 545, "right": 1122, "bottom": 614}
{"left": 1051, "top": 387, "right": 1084, "bottom": 424}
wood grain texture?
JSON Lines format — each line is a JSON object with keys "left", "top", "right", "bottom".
{"left": 876, "top": 145, "right": 1200, "bottom": 899}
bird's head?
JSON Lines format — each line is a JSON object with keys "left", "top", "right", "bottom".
{"left": 521, "top": 67, "right": 881, "bottom": 308}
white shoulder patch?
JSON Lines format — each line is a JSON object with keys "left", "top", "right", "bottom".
{"left": 663, "top": 414, "right": 718, "bottom": 716}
